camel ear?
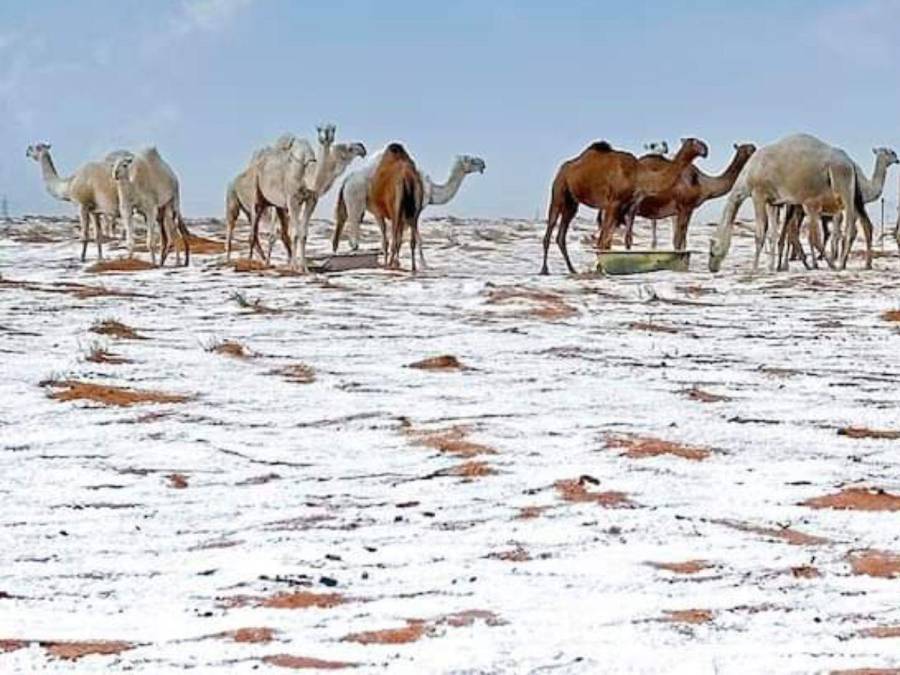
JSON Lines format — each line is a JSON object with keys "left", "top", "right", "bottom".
{"left": 734, "top": 143, "right": 739, "bottom": 150}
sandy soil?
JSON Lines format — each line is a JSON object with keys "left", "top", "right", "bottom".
{"left": 1, "top": 215, "right": 900, "bottom": 672}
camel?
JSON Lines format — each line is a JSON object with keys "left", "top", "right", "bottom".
{"left": 778, "top": 147, "right": 898, "bottom": 270}
{"left": 366, "top": 143, "right": 425, "bottom": 270}
{"left": 224, "top": 126, "right": 365, "bottom": 266}
{"left": 26, "top": 143, "right": 119, "bottom": 261}
{"left": 237, "top": 131, "right": 320, "bottom": 272}
{"left": 263, "top": 133, "right": 367, "bottom": 262}
{"left": 626, "top": 142, "right": 757, "bottom": 250}
{"left": 331, "top": 153, "right": 486, "bottom": 268}
{"left": 111, "top": 148, "right": 191, "bottom": 266}
{"left": 709, "top": 134, "right": 866, "bottom": 273}
{"left": 541, "top": 137, "right": 708, "bottom": 274}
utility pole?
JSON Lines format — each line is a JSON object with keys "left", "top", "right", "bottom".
{"left": 0, "top": 195, "right": 8, "bottom": 222}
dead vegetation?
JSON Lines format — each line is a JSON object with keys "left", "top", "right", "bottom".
{"left": 555, "top": 476, "right": 632, "bottom": 508}
{"left": 224, "top": 591, "right": 346, "bottom": 610}
{"left": 606, "top": 434, "right": 711, "bottom": 461}
{"left": 715, "top": 520, "right": 829, "bottom": 546}
{"left": 838, "top": 427, "right": 900, "bottom": 440}
{"left": 881, "top": 310, "right": 900, "bottom": 322}
{"left": 90, "top": 319, "right": 145, "bottom": 340}
{"left": 848, "top": 550, "right": 900, "bottom": 578}
{"left": 219, "top": 627, "right": 277, "bottom": 644}
{"left": 648, "top": 561, "right": 713, "bottom": 575}
{"left": 406, "top": 425, "right": 497, "bottom": 458}
{"left": 662, "top": 609, "right": 714, "bottom": 625}
{"left": 43, "top": 380, "right": 190, "bottom": 407}
{"left": 206, "top": 339, "right": 252, "bottom": 359}
{"left": 628, "top": 320, "right": 678, "bottom": 334}
{"left": 342, "top": 610, "right": 502, "bottom": 645}
{"left": 407, "top": 355, "right": 468, "bottom": 371}
{"left": 230, "top": 291, "right": 282, "bottom": 315}
{"left": 802, "top": 488, "right": 900, "bottom": 512}
{"left": 269, "top": 363, "right": 316, "bottom": 384}
{"left": 484, "top": 285, "right": 578, "bottom": 321}
{"left": 1, "top": 278, "right": 142, "bottom": 299}
{"left": 262, "top": 654, "right": 357, "bottom": 670}
{"left": 683, "top": 387, "right": 731, "bottom": 403}
{"left": 86, "top": 258, "right": 156, "bottom": 274}
{"left": 84, "top": 342, "right": 130, "bottom": 365}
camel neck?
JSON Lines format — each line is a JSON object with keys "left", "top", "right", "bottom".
{"left": 860, "top": 156, "right": 890, "bottom": 203}
{"left": 428, "top": 163, "right": 467, "bottom": 205}
{"left": 701, "top": 151, "right": 749, "bottom": 200}
{"left": 39, "top": 153, "right": 71, "bottom": 201}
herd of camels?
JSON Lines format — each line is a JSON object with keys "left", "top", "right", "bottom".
{"left": 24, "top": 127, "right": 899, "bottom": 275}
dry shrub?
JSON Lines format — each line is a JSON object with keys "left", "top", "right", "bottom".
{"left": 607, "top": 435, "right": 710, "bottom": 461}
{"left": 43, "top": 380, "right": 190, "bottom": 407}
{"left": 408, "top": 355, "right": 467, "bottom": 371}
{"left": 270, "top": 363, "right": 316, "bottom": 384}
{"left": 90, "top": 319, "right": 144, "bottom": 340}
{"left": 802, "top": 488, "right": 900, "bottom": 512}
{"left": 86, "top": 258, "right": 156, "bottom": 274}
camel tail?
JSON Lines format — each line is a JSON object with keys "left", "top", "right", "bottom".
{"left": 177, "top": 212, "right": 191, "bottom": 266}
{"left": 399, "top": 173, "right": 421, "bottom": 227}
{"left": 332, "top": 183, "right": 348, "bottom": 252}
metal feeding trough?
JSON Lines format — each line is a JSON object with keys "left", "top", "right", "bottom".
{"left": 596, "top": 250, "right": 691, "bottom": 275}
{"left": 307, "top": 250, "right": 381, "bottom": 273}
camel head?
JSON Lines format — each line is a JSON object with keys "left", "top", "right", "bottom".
{"left": 332, "top": 142, "right": 367, "bottom": 165}
{"left": 317, "top": 124, "right": 336, "bottom": 147}
{"left": 709, "top": 233, "right": 727, "bottom": 273}
{"left": 733, "top": 143, "right": 757, "bottom": 162}
{"left": 677, "top": 137, "right": 709, "bottom": 161}
{"left": 457, "top": 155, "right": 486, "bottom": 175}
{"left": 26, "top": 143, "right": 51, "bottom": 161}
{"left": 111, "top": 155, "right": 134, "bottom": 181}
{"left": 643, "top": 141, "right": 669, "bottom": 156}
{"left": 873, "top": 147, "right": 899, "bottom": 167}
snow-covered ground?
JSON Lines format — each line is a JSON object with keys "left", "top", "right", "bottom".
{"left": 1, "top": 216, "right": 900, "bottom": 673}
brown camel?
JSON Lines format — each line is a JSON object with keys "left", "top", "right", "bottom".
{"left": 625, "top": 143, "right": 757, "bottom": 250}
{"left": 368, "top": 143, "right": 425, "bottom": 270}
{"left": 541, "top": 138, "right": 708, "bottom": 274}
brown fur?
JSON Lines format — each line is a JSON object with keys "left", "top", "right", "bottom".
{"left": 368, "top": 144, "right": 425, "bottom": 271}
{"left": 628, "top": 144, "right": 756, "bottom": 250}
{"left": 541, "top": 138, "right": 709, "bottom": 274}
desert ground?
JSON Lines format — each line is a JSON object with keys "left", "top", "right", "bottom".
{"left": 1, "top": 216, "right": 900, "bottom": 673}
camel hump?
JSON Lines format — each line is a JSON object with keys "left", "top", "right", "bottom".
{"left": 588, "top": 141, "right": 613, "bottom": 153}
{"left": 386, "top": 142, "right": 410, "bottom": 158}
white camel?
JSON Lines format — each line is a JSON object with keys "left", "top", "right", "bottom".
{"left": 709, "top": 134, "right": 865, "bottom": 273}
{"left": 778, "top": 147, "right": 898, "bottom": 270}
{"left": 224, "top": 125, "right": 366, "bottom": 267}
{"left": 331, "top": 153, "right": 486, "bottom": 268}
{"left": 26, "top": 143, "right": 120, "bottom": 261}
{"left": 226, "top": 131, "right": 320, "bottom": 272}
{"left": 111, "top": 148, "right": 190, "bottom": 266}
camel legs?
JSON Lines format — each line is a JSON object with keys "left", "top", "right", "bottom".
{"left": 651, "top": 219, "right": 658, "bottom": 249}
{"left": 414, "top": 228, "right": 427, "bottom": 270}
{"left": 673, "top": 211, "right": 692, "bottom": 251}
{"left": 288, "top": 194, "right": 315, "bottom": 274}
{"left": 554, "top": 200, "right": 579, "bottom": 274}
{"left": 750, "top": 193, "right": 770, "bottom": 272}
{"left": 224, "top": 190, "right": 241, "bottom": 262}
{"left": 79, "top": 205, "right": 92, "bottom": 262}
{"left": 409, "top": 221, "right": 418, "bottom": 274}
{"left": 376, "top": 215, "right": 389, "bottom": 262}
{"left": 92, "top": 212, "right": 103, "bottom": 261}
{"left": 269, "top": 208, "right": 292, "bottom": 264}
{"left": 248, "top": 203, "right": 266, "bottom": 262}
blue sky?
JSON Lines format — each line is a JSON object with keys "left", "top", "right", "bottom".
{"left": 2, "top": 0, "right": 899, "bottom": 220}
